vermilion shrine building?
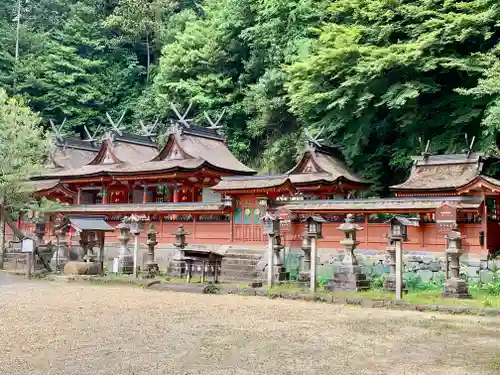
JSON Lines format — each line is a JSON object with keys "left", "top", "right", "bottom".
{"left": 23, "top": 112, "right": 500, "bottom": 262}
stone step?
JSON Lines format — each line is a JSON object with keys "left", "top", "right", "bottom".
{"left": 223, "top": 254, "right": 263, "bottom": 260}
{"left": 222, "top": 266, "right": 259, "bottom": 274}
{"left": 222, "top": 260, "right": 259, "bottom": 267}
{"left": 221, "top": 270, "right": 259, "bottom": 279}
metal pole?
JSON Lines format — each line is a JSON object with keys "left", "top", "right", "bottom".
{"left": 267, "top": 235, "right": 274, "bottom": 288}
{"left": 310, "top": 236, "right": 317, "bottom": 293}
{"left": 133, "top": 233, "right": 139, "bottom": 278}
{"left": 395, "top": 240, "right": 403, "bottom": 300}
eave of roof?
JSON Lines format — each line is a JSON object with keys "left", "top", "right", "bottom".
{"left": 281, "top": 196, "right": 482, "bottom": 213}
{"left": 54, "top": 202, "right": 226, "bottom": 214}
{"left": 211, "top": 175, "right": 295, "bottom": 193}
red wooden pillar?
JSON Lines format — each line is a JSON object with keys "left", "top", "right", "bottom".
{"left": 173, "top": 186, "right": 180, "bottom": 203}
{"left": 419, "top": 214, "right": 425, "bottom": 247}
{"left": 102, "top": 186, "right": 108, "bottom": 204}
{"left": 364, "top": 214, "right": 368, "bottom": 247}
{"left": 172, "top": 184, "right": 180, "bottom": 220}
{"left": 143, "top": 185, "right": 148, "bottom": 204}
{"left": 193, "top": 214, "right": 197, "bottom": 240}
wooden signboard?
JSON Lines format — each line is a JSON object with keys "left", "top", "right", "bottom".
{"left": 436, "top": 204, "right": 457, "bottom": 234}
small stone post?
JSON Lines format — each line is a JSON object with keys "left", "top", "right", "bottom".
{"left": 142, "top": 224, "right": 159, "bottom": 278}
{"left": 327, "top": 214, "right": 369, "bottom": 292}
{"left": 395, "top": 240, "right": 403, "bottom": 300}
{"left": 383, "top": 237, "right": 397, "bottom": 292}
{"left": 267, "top": 233, "right": 275, "bottom": 287}
{"left": 310, "top": 236, "right": 317, "bottom": 293}
{"left": 50, "top": 219, "right": 69, "bottom": 272}
{"left": 299, "top": 232, "right": 311, "bottom": 282}
{"left": 117, "top": 223, "right": 133, "bottom": 274}
{"left": 442, "top": 225, "right": 470, "bottom": 298}
{"left": 171, "top": 225, "right": 190, "bottom": 277}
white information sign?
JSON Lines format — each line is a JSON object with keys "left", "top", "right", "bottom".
{"left": 21, "top": 238, "right": 35, "bottom": 253}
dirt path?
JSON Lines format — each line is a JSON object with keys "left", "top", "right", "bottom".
{"left": 0, "top": 281, "right": 498, "bottom": 375}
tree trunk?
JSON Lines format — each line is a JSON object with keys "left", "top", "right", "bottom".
{"left": 0, "top": 203, "right": 5, "bottom": 270}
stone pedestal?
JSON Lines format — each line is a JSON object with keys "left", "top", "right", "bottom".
{"left": 50, "top": 226, "right": 69, "bottom": 271}
{"left": 327, "top": 264, "right": 370, "bottom": 292}
{"left": 442, "top": 278, "right": 471, "bottom": 299}
{"left": 271, "top": 265, "right": 290, "bottom": 283}
{"left": 441, "top": 227, "right": 470, "bottom": 299}
{"left": 142, "top": 225, "right": 159, "bottom": 278}
{"left": 117, "top": 224, "right": 133, "bottom": 274}
{"left": 271, "top": 235, "right": 289, "bottom": 284}
{"left": 298, "top": 233, "right": 311, "bottom": 283}
{"left": 327, "top": 223, "right": 369, "bottom": 292}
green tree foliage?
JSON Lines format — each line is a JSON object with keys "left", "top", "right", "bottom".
{"left": 0, "top": 89, "right": 48, "bottom": 267}
{"left": 0, "top": 0, "right": 498, "bottom": 192}
{"left": 286, "top": 0, "right": 500, "bottom": 192}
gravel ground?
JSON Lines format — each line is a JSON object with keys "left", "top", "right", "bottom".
{"left": 0, "top": 279, "right": 499, "bottom": 375}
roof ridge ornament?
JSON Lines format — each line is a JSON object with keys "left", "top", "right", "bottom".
{"left": 418, "top": 137, "right": 431, "bottom": 160}
{"left": 203, "top": 109, "right": 225, "bottom": 134}
{"left": 170, "top": 102, "right": 193, "bottom": 128}
{"left": 304, "top": 127, "right": 325, "bottom": 151}
{"left": 50, "top": 118, "right": 67, "bottom": 142}
{"left": 139, "top": 118, "right": 159, "bottom": 137}
{"left": 106, "top": 110, "right": 127, "bottom": 137}
{"left": 167, "top": 120, "right": 182, "bottom": 136}
{"left": 464, "top": 133, "right": 476, "bottom": 158}
{"left": 83, "top": 124, "right": 102, "bottom": 143}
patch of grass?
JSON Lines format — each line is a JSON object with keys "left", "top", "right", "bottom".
{"left": 489, "top": 353, "right": 500, "bottom": 372}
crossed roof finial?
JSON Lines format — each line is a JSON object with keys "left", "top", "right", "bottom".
{"left": 304, "top": 127, "right": 325, "bottom": 150}
{"left": 204, "top": 109, "right": 225, "bottom": 134}
{"left": 418, "top": 137, "right": 432, "bottom": 159}
{"left": 83, "top": 124, "right": 102, "bottom": 143}
{"left": 50, "top": 118, "right": 67, "bottom": 142}
{"left": 170, "top": 102, "right": 193, "bottom": 128}
{"left": 106, "top": 110, "right": 127, "bottom": 136}
{"left": 139, "top": 117, "right": 159, "bottom": 137}
{"left": 464, "top": 133, "right": 476, "bottom": 158}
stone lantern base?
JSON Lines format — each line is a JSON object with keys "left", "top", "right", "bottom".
{"left": 118, "top": 255, "right": 133, "bottom": 274}
{"left": 442, "top": 278, "right": 471, "bottom": 299}
{"left": 326, "top": 265, "right": 370, "bottom": 292}
{"left": 383, "top": 275, "right": 406, "bottom": 293}
{"left": 141, "top": 262, "right": 159, "bottom": 278}
{"left": 272, "top": 265, "right": 290, "bottom": 283}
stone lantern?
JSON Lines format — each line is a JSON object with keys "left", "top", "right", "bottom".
{"left": 384, "top": 215, "right": 419, "bottom": 298}
{"left": 298, "top": 232, "right": 312, "bottom": 282}
{"left": 142, "top": 224, "right": 159, "bottom": 278}
{"left": 262, "top": 212, "right": 279, "bottom": 236}
{"left": 261, "top": 212, "right": 288, "bottom": 287}
{"left": 117, "top": 222, "right": 133, "bottom": 274}
{"left": 327, "top": 214, "right": 369, "bottom": 292}
{"left": 124, "top": 214, "right": 148, "bottom": 278}
{"left": 442, "top": 225, "right": 470, "bottom": 299}
{"left": 170, "top": 225, "right": 191, "bottom": 277}
{"left": 302, "top": 215, "right": 327, "bottom": 292}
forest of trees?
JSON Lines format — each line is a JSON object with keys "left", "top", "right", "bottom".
{"left": 0, "top": 0, "right": 498, "bottom": 194}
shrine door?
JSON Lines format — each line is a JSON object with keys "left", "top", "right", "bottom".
{"left": 233, "top": 197, "right": 265, "bottom": 242}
